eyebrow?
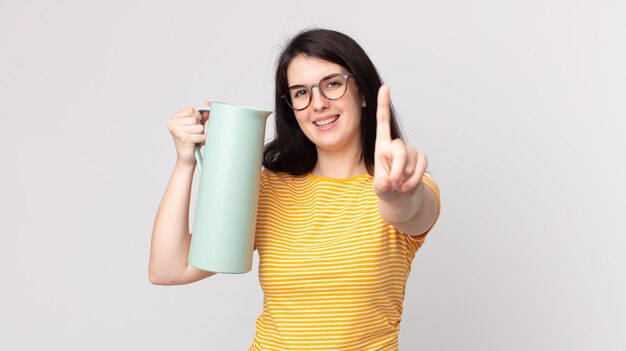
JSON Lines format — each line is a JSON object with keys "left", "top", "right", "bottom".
{"left": 288, "top": 72, "right": 346, "bottom": 90}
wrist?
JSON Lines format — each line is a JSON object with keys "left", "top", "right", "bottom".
{"left": 175, "top": 158, "right": 197, "bottom": 170}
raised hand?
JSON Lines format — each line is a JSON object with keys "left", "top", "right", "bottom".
{"left": 373, "top": 86, "right": 428, "bottom": 203}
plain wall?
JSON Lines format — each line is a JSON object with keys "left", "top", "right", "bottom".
{"left": 1, "top": 0, "right": 624, "bottom": 350}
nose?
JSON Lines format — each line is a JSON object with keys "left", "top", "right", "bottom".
{"left": 310, "top": 87, "right": 329, "bottom": 111}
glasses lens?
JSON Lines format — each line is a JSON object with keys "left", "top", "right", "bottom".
{"left": 286, "top": 74, "right": 350, "bottom": 110}
{"left": 288, "top": 86, "right": 310, "bottom": 110}
{"left": 321, "top": 74, "right": 348, "bottom": 100}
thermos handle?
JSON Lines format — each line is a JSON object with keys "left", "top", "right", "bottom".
{"left": 194, "top": 106, "right": 212, "bottom": 170}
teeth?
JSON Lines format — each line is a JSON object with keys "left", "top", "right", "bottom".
{"left": 314, "top": 116, "right": 339, "bottom": 126}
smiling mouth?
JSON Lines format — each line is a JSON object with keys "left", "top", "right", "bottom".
{"left": 313, "top": 116, "right": 339, "bottom": 127}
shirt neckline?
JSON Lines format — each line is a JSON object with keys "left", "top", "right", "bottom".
{"left": 305, "top": 172, "right": 371, "bottom": 183}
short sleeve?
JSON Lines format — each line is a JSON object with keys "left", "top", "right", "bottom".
{"left": 254, "top": 168, "right": 270, "bottom": 251}
{"left": 259, "top": 167, "right": 268, "bottom": 195}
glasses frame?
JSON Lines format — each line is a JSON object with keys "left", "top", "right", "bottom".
{"left": 282, "top": 73, "right": 353, "bottom": 111}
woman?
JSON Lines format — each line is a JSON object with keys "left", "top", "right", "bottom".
{"left": 150, "top": 28, "right": 441, "bottom": 351}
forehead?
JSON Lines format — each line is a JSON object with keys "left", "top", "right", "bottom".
{"left": 286, "top": 55, "right": 347, "bottom": 85}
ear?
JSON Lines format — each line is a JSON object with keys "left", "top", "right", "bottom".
{"left": 361, "top": 94, "right": 366, "bottom": 108}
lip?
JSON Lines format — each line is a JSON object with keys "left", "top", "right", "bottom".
{"left": 312, "top": 114, "right": 340, "bottom": 124}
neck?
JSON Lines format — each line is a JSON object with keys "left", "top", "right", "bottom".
{"left": 311, "top": 146, "right": 367, "bottom": 179}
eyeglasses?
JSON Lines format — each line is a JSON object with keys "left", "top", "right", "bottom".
{"left": 283, "top": 73, "right": 353, "bottom": 111}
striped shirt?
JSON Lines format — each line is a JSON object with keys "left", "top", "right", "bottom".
{"left": 249, "top": 169, "right": 441, "bottom": 351}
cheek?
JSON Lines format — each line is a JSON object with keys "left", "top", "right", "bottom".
{"left": 294, "top": 113, "right": 308, "bottom": 127}
{"left": 344, "top": 99, "right": 363, "bottom": 123}
{"left": 344, "top": 91, "right": 364, "bottom": 113}
{"left": 293, "top": 113, "right": 314, "bottom": 136}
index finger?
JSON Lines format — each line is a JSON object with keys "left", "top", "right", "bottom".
{"left": 376, "top": 85, "right": 392, "bottom": 142}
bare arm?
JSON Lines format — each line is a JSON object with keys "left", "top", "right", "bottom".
{"left": 378, "top": 177, "right": 440, "bottom": 236}
{"left": 149, "top": 106, "right": 216, "bottom": 285}
{"left": 149, "top": 161, "right": 217, "bottom": 285}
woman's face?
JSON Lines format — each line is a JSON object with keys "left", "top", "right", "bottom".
{"left": 286, "top": 55, "right": 365, "bottom": 154}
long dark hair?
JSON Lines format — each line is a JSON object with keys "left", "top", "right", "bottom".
{"left": 262, "top": 28, "right": 403, "bottom": 176}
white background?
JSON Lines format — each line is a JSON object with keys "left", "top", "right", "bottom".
{"left": 1, "top": 0, "right": 624, "bottom": 350}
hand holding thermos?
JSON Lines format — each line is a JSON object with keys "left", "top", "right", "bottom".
{"left": 166, "top": 102, "right": 211, "bottom": 166}
{"left": 169, "top": 101, "right": 272, "bottom": 274}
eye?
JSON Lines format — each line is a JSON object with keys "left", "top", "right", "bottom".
{"left": 324, "top": 77, "right": 344, "bottom": 89}
{"left": 293, "top": 89, "right": 309, "bottom": 98}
